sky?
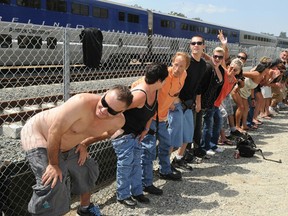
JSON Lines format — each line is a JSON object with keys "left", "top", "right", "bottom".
{"left": 114, "top": 0, "right": 286, "bottom": 36}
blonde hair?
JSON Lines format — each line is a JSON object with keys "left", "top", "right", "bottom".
{"left": 259, "top": 56, "right": 272, "bottom": 64}
{"left": 213, "top": 47, "right": 225, "bottom": 55}
{"left": 230, "top": 58, "right": 243, "bottom": 70}
{"left": 171, "top": 52, "right": 191, "bottom": 69}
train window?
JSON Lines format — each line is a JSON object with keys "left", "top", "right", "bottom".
{"left": 18, "top": 35, "right": 42, "bottom": 49}
{"left": 170, "top": 21, "right": 175, "bottom": 29}
{"left": 181, "top": 23, "right": 188, "bottom": 31}
{"left": 197, "top": 26, "right": 204, "bottom": 33}
{"left": 93, "top": 6, "right": 108, "bottom": 18}
{"left": 0, "top": 0, "right": 10, "bottom": 4}
{"left": 230, "top": 31, "right": 238, "bottom": 38}
{"left": 161, "top": 20, "right": 169, "bottom": 28}
{"left": 71, "top": 2, "right": 89, "bottom": 16}
{"left": 0, "top": 34, "right": 12, "bottom": 48}
{"left": 211, "top": 29, "right": 218, "bottom": 35}
{"left": 119, "top": 12, "right": 125, "bottom": 21}
{"left": 160, "top": 20, "right": 175, "bottom": 29}
{"left": 47, "top": 37, "right": 57, "bottom": 49}
{"left": 16, "top": 0, "right": 41, "bottom": 8}
{"left": 47, "top": 0, "right": 67, "bottom": 12}
{"left": 128, "top": 14, "right": 139, "bottom": 23}
{"left": 189, "top": 25, "right": 197, "bottom": 32}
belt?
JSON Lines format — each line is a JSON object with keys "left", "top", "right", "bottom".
{"left": 114, "top": 132, "right": 137, "bottom": 140}
{"left": 147, "top": 128, "right": 156, "bottom": 136}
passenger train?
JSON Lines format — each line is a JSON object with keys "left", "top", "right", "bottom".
{"left": 0, "top": 0, "right": 288, "bottom": 66}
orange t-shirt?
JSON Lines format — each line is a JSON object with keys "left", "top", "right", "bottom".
{"left": 131, "top": 67, "right": 187, "bottom": 121}
{"left": 214, "top": 70, "right": 236, "bottom": 107}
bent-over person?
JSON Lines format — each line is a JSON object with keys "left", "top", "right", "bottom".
{"left": 21, "top": 85, "right": 133, "bottom": 216}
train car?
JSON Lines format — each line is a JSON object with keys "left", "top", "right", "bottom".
{"left": 276, "top": 37, "right": 288, "bottom": 49}
{"left": 239, "top": 30, "right": 277, "bottom": 47}
{"left": 0, "top": 0, "right": 149, "bottom": 34}
{"left": 0, "top": 21, "right": 69, "bottom": 66}
{"left": 152, "top": 11, "right": 240, "bottom": 44}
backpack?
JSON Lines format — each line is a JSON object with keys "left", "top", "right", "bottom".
{"left": 235, "top": 134, "right": 257, "bottom": 157}
{"left": 235, "top": 134, "right": 282, "bottom": 163}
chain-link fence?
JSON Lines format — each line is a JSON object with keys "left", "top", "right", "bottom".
{"left": 0, "top": 21, "right": 282, "bottom": 215}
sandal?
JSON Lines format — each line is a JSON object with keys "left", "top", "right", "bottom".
{"left": 253, "top": 119, "right": 263, "bottom": 125}
{"left": 218, "top": 139, "right": 233, "bottom": 145}
{"left": 261, "top": 115, "right": 271, "bottom": 120}
{"left": 222, "top": 140, "right": 233, "bottom": 145}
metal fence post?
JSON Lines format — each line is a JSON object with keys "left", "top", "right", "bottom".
{"left": 63, "top": 28, "right": 71, "bottom": 101}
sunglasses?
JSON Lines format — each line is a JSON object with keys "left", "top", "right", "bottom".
{"left": 237, "top": 55, "right": 247, "bottom": 60}
{"left": 101, "top": 94, "right": 122, "bottom": 115}
{"left": 213, "top": 55, "right": 224, "bottom": 60}
{"left": 190, "top": 41, "right": 203, "bottom": 46}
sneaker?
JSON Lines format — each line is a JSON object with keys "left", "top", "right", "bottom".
{"left": 206, "top": 149, "right": 215, "bottom": 156}
{"left": 143, "top": 184, "right": 163, "bottom": 195}
{"left": 171, "top": 157, "right": 193, "bottom": 171}
{"left": 183, "top": 149, "right": 194, "bottom": 163}
{"left": 230, "top": 129, "right": 243, "bottom": 137}
{"left": 214, "top": 147, "right": 224, "bottom": 153}
{"left": 117, "top": 197, "right": 137, "bottom": 208}
{"left": 158, "top": 167, "right": 182, "bottom": 181}
{"left": 76, "top": 203, "right": 101, "bottom": 216}
{"left": 269, "top": 106, "right": 278, "bottom": 115}
{"left": 132, "top": 194, "right": 150, "bottom": 204}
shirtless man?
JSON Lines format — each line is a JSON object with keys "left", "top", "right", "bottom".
{"left": 21, "top": 85, "right": 133, "bottom": 216}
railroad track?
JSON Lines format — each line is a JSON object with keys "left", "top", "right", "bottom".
{"left": 0, "top": 65, "right": 145, "bottom": 88}
{"left": 0, "top": 89, "right": 111, "bottom": 125}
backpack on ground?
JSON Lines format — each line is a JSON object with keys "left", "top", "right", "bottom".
{"left": 235, "top": 134, "right": 282, "bottom": 163}
{"left": 235, "top": 134, "right": 257, "bottom": 157}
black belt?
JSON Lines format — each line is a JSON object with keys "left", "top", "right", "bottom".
{"left": 147, "top": 129, "right": 156, "bottom": 136}
{"left": 114, "top": 132, "right": 137, "bottom": 140}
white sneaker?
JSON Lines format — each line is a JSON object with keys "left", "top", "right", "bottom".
{"left": 206, "top": 149, "right": 216, "bottom": 156}
{"left": 214, "top": 147, "right": 224, "bottom": 153}
{"left": 269, "top": 106, "right": 278, "bottom": 115}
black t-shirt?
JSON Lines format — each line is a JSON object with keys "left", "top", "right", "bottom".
{"left": 201, "top": 62, "right": 225, "bottom": 109}
{"left": 179, "top": 56, "right": 207, "bottom": 102}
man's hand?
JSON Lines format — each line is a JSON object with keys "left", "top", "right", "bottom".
{"left": 75, "top": 144, "right": 89, "bottom": 166}
{"left": 42, "top": 164, "right": 62, "bottom": 188}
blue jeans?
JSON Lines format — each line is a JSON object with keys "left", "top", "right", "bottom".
{"left": 168, "top": 102, "right": 194, "bottom": 147}
{"left": 112, "top": 134, "right": 143, "bottom": 200}
{"left": 141, "top": 120, "right": 172, "bottom": 178}
{"left": 141, "top": 129, "right": 156, "bottom": 187}
{"left": 200, "top": 106, "right": 223, "bottom": 151}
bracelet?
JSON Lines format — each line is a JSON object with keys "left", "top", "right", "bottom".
{"left": 144, "top": 128, "right": 149, "bottom": 131}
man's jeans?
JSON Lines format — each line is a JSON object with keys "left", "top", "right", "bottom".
{"left": 141, "top": 120, "right": 172, "bottom": 181}
{"left": 112, "top": 134, "right": 143, "bottom": 200}
{"left": 168, "top": 102, "right": 194, "bottom": 146}
{"left": 200, "top": 106, "right": 223, "bottom": 150}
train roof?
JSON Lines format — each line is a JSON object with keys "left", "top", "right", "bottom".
{"left": 95, "top": 0, "right": 148, "bottom": 12}
{"left": 151, "top": 10, "right": 239, "bottom": 31}
{"left": 240, "top": 29, "right": 276, "bottom": 39}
